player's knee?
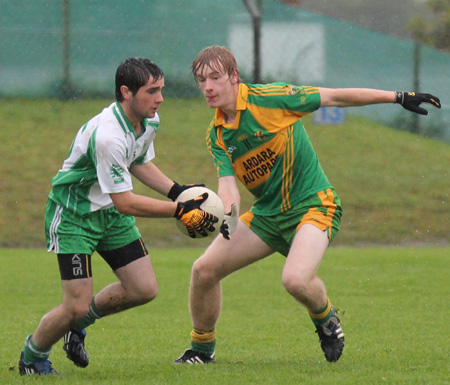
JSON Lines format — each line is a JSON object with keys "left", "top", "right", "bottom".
{"left": 282, "top": 270, "right": 310, "bottom": 300}
{"left": 141, "top": 282, "right": 158, "bottom": 303}
{"left": 192, "top": 257, "right": 220, "bottom": 287}
{"left": 132, "top": 281, "right": 158, "bottom": 304}
{"left": 61, "top": 302, "right": 91, "bottom": 325}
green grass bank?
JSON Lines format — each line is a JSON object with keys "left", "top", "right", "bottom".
{"left": 1, "top": 98, "right": 449, "bottom": 248}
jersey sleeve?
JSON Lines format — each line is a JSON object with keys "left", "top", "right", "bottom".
{"left": 248, "top": 82, "right": 321, "bottom": 117}
{"left": 132, "top": 141, "right": 155, "bottom": 165}
{"left": 95, "top": 133, "right": 133, "bottom": 194}
{"left": 206, "top": 123, "right": 235, "bottom": 178}
{"left": 278, "top": 83, "right": 321, "bottom": 116}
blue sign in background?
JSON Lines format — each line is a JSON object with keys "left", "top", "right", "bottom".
{"left": 313, "top": 107, "right": 346, "bottom": 125}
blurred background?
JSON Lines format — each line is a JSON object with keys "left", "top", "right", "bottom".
{"left": 1, "top": 0, "right": 449, "bottom": 249}
{"left": 1, "top": 0, "right": 449, "bottom": 141}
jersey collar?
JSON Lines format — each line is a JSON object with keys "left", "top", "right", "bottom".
{"left": 113, "top": 102, "right": 147, "bottom": 138}
{"left": 213, "top": 83, "right": 248, "bottom": 130}
{"left": 236, "top": 83, "right": 248, "bottom": 111}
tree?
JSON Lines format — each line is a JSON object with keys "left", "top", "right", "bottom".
{"left": 408, "top": 0, "right": 450, "bottom": 51}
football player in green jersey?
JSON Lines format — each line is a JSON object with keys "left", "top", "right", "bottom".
{"left": 175, "top": 46, "right": 441, "bottom": 364}
{"left": 18, "top": 57, "right": 218, "bottom": 375}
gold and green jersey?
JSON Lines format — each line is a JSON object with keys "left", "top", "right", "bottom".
{"left": 207, "top": 82, "right": 332, "bottom": 216}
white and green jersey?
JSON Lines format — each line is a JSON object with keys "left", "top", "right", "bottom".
{"left": 49, "top": 102, "right": 159, "bottom": 215}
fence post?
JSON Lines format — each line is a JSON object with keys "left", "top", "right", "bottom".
{"left": 242, "top": 0, "right": 262, "bottom": 83}
{"left": 412, "top": 41, "right": 421, "bottom": 133}
{"left": 62, "top": 0, "right": 71, "bottom": 99}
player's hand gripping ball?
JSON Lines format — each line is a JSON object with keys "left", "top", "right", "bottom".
{"left": 175, "top": 187, "right": 224, "bottom": 238}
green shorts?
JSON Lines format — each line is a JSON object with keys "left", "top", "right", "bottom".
{"left": 240, "top": 188, "right": 342, "bottom": 256}
{"left": 45, "top": 199, "right": 142, "bottom": 255}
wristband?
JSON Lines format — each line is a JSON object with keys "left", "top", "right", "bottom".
{"left": 167, "top": 182, "right": 183, "bottom": 201}
{"left": 394, "top": 91, "right": 404, "bottom": 105}
{"left": 173, "top": 201, "right": 184, "bottom": 219}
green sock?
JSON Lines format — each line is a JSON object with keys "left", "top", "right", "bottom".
{"left": 192, "top": 340, "right": 216, "bottom": 355}
{"left": 73, "top": 295, "right": 103, "bottom": 331}
{"left": 22, "top": 334, "right": 51, "bottom": 363}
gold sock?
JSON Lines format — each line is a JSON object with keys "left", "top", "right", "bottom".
{"left": 309, "top": 298, "right": 332, "bottom": 325}
{"left": 190, "top": 328, "right": 216, "bottom": 343}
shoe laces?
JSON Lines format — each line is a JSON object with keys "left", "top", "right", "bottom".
{"left": 317, "top": 316, "right": 344, "bottom": 339}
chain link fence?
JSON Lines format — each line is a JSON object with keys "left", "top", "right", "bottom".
{"left": 1, "top": 0, "right": 449, "bottom": 140}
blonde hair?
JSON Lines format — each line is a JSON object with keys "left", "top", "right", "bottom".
{"left": 192, "top": 46, "right": 240, "bottom": 81}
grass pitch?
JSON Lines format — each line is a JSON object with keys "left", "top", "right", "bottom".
{"left": 2, "top": 247, "right": 449, "bottom": 384}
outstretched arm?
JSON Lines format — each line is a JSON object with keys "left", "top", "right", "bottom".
{"left": 318, "top": 88, "right": 395, "bottom": 107}
{"left": 318, "top": 87, "right": 441, "bottom": 115}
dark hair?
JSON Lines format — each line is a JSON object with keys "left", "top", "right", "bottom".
{"left": 115, "top": 57, "right": 164, "bottom": 102}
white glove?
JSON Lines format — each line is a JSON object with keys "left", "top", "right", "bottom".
{"left": 220, "top": 204, "right": 238, "bottom": 240}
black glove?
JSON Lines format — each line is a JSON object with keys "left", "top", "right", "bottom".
{"left": 174, "top": 193, "right": 218, "bottom": 238}
{"left": 167, "top": 182, "right": 206, "bottom": 201}
{"left": 395, "top": 91, "right": 441, "bottom": 115}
